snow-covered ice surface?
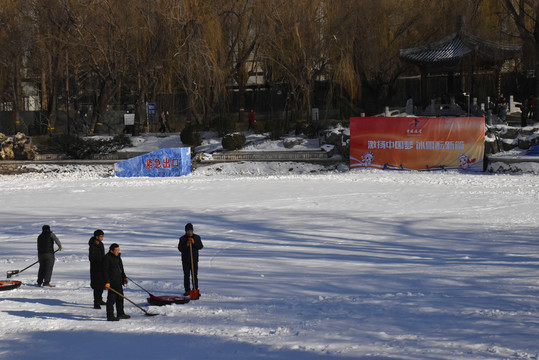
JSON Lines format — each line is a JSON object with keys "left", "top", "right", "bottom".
{"left": 1, "top": 134, "right": 539, "bottom": 359}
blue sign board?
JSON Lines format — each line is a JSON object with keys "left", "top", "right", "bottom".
{"left": 148, "top": 103, "right": 156, "bottom": 116}
{"left": 114, "top": 147, "right": 191, "bottom": 177}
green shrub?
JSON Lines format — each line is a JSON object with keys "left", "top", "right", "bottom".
{"left": 210, "top": 115, "right": 236, "bottom": 137}
{"left": 180, "top": 125, "right": 202, "bottom": 146}
{"left": 295, "top": 121, "right": 323, "bottom": 137}
{"left": 264, "top": 118, "right": 288, "bottom": 140}
{"left": 222, "top": 132, "right": 246, "bottom": 150}
{"left": 37, "top": 134, "right": 132, "bottom": 159}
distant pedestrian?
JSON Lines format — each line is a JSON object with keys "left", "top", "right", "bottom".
{"left": 103, "top": 243, "right": 130, "bottom": 321}
{"left": 88, "top": 229, "right": 106, "bottom": 309}
{"left": 527, "top": 95, "right": 535, "bottom": 122}
{"left": 159, "top": 111, "right": 171, "bottom": 133}
{"left": 178, "top": 223, "right": 204, "bottom": 296}
{"left": 37, "top": 225, "right": 63, "bottom": 287}
{"left": 405, "top": 96, "right": 414, "bottom": 115}
{"left": 248, "top": 109, "right": 256, "bottom": 130}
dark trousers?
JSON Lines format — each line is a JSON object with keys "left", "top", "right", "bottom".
{"left": 182, "top": 261, "right": 198, "bottom": 292}
{"left": 37, "top": 253, "right": 55, "bottom": 285}
{"left": 93, "top": 288, "right": 104, "bottom": 305}
{"left": 90, "top": 272, "right": 104, "bottom": 305}
{"left": 106, "top": 286, "right": 125, "bottom": 319}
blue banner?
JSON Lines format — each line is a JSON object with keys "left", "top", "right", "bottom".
{"left": 114, "top": 147, "right": 191, "bottom": 177}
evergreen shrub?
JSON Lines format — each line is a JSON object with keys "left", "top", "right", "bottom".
{"left": 222, "top": 133, "right": 246, "bottom": 150}
{"left": 180, "top": 125, "right": 202, "bottom": 146}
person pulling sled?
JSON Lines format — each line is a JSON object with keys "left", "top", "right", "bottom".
{"left": 178, "top": 223, "right": 204, "bottom": 298}
{"left": 103, "top": 243, "right": 130, "bottom": 321}
{"left": 37, "top": 225, "right": 63, "bottom": 287}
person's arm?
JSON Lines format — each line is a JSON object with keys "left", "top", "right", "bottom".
{"left": 119, "top": 257, "right": 128, "bottom": 285}
{"left": 103, "top": 256, "right": 110, "bottom": 286}
{"left": 178, "top": 236, "right": 187, "bottom": 252}
{"left": 51, "top": 233, "right": 63, "bottom": 250}
{"left": 194, "top": 235, "right": 203, "bottom": 250}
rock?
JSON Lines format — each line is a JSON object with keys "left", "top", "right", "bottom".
{"left": 0, "top": 132, "right": 36, "bottom": 160}
{"left": 501, "top": 138, "right": 517, "bottom": 151}
{"left": 497, "top": 126, "right": 520, "bottom": 139}
{"left": 0, "top": 134, "right": 14, "bottom": 160}
{"left": 517, "top": 137, "right": 531, "bottom": 150}
{"left": 283, "top": 137, "right": 304, "bottom": 149}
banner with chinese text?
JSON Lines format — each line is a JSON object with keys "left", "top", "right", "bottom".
{"left": 114, "top": 147, "right": 191, "bottom": 177}
{"left": 350, "top": 117, "right": 484, "bottom": 170}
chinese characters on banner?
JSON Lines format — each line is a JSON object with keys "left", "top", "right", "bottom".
{"left": 114, "top": 147, "right": 191, "bottom": 177}
{"left": 145, "top": 157, "right": 181, "bottom": 169}
{"left": 350, "top": 117, "right": 485, "bottom": 170}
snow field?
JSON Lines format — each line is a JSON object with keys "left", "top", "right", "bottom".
{"left": 0, "top": 167, "right": 538, "bottom": 359}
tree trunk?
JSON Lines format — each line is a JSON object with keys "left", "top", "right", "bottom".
{"left": 11, "top": 62, "right": 23, "bottom": 134}
{"left": 48, "top": 87, "right": 57, "bottom": 135}
{"left": 91, "top": 78, "right": 116, "bottom": 134}
{"left": 134, "top": 82, "right": 148, "bottom": 136}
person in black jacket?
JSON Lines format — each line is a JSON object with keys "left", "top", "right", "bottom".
{"left": 88, "top": 229, "right": 106, "bottom": 309}
{"left": 37, "top": 225, "right": 63, "bottom": 287}
{"left": 103, "top": 243, "right": 130, "bottom": 321}
{"left": 178, "top": 223, "right": 204, "bottom": 296}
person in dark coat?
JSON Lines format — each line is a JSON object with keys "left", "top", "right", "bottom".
{"left": 178, "top": 223, "right": 204, "bottom": 296}
{"left": 37, "top": 225, "right": 63, "bottom": 287}
{"left": 88, "top": 229, "right": 106, "bottom": 309}
{"left": 103, "top": 243, "right": 130, "bottom": 321}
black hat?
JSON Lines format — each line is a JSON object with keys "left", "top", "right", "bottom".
{"left": 42, "top": 225, "right": 50, "bottom": 232}
{"left": 185, "top": 223, "right": 194, "bottom": 232}
{"left": 94, "top": 229, "right": 104, "bottom": 237}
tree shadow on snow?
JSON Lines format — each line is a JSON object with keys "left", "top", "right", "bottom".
{"left": 0, "top": 330, "right": 358, "bottom": 360}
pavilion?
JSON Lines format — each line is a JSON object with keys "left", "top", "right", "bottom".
{"left": 399, "top": 18, "right": 521, "bottom": 110}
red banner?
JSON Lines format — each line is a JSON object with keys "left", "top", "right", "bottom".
{"left": 350, "top": 117, "right": 485, "bottom": 170}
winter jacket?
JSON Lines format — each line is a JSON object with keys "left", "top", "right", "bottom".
{"left": 178, "top": 234, "right": 203, "bottom": 264}
{"left": 37, "top": 231, "right": 62, "bottom": 255}
{"left": 88, "top": 237, "right": 105, "bottom": 273}
{"left": 102, "top": 252, "right": 126, "bottom": 289}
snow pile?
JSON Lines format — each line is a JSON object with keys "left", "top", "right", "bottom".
{"left": 18, "top": 164, "right": 115, "bottom": 178}
{"left": 194, "top": 161, "right": 347, "bottom": 176}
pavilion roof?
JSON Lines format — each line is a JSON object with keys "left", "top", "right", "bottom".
{"left": 400, "top": 30, "right": 521, "bottom": 71}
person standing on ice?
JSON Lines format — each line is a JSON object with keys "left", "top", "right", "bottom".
{"left": 37, "top": 225, "right": 63, "bottom": 287}
{"left": 103, "top": 243, "right": 130, "bottom": 321}
{"left": 88, "top": 229, "right": 106, "bottom": 309}
{"left": 178, "top": 223, "right": 204, "bottom": 296}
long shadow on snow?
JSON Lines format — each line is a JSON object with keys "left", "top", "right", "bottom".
{"left": 0, "top": 329, "right": 359, "bottom": 360}
{"left": 4, "top": 208, "right": 537, "bottom": 302}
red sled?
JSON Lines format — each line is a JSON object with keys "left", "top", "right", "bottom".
{"left": 147, "top": 294, "right": 190, "bottom": 306}
{"left": 0, "top": 280, "right": 22, "bottom": 291}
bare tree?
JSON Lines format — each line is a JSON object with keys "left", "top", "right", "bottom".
{"left": 256, "top": 0, "right": 331, "bottom": 122}
{"left": 165, "top": 0, "right": 228, "bottom": 126}
{"left": 71, "top": 0, "right": 131, "bottom": 134}
{"left": 0, "top": 1, "right": 34, "bottom": 134}
{"left": 219, "top": 0, "right": 259, "bottom": 119}
{"left": 27, "top": 0, "right": 77, "bottom": 135}
{"left": 502, "top": 0, "right": 539, "bottom": 121}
